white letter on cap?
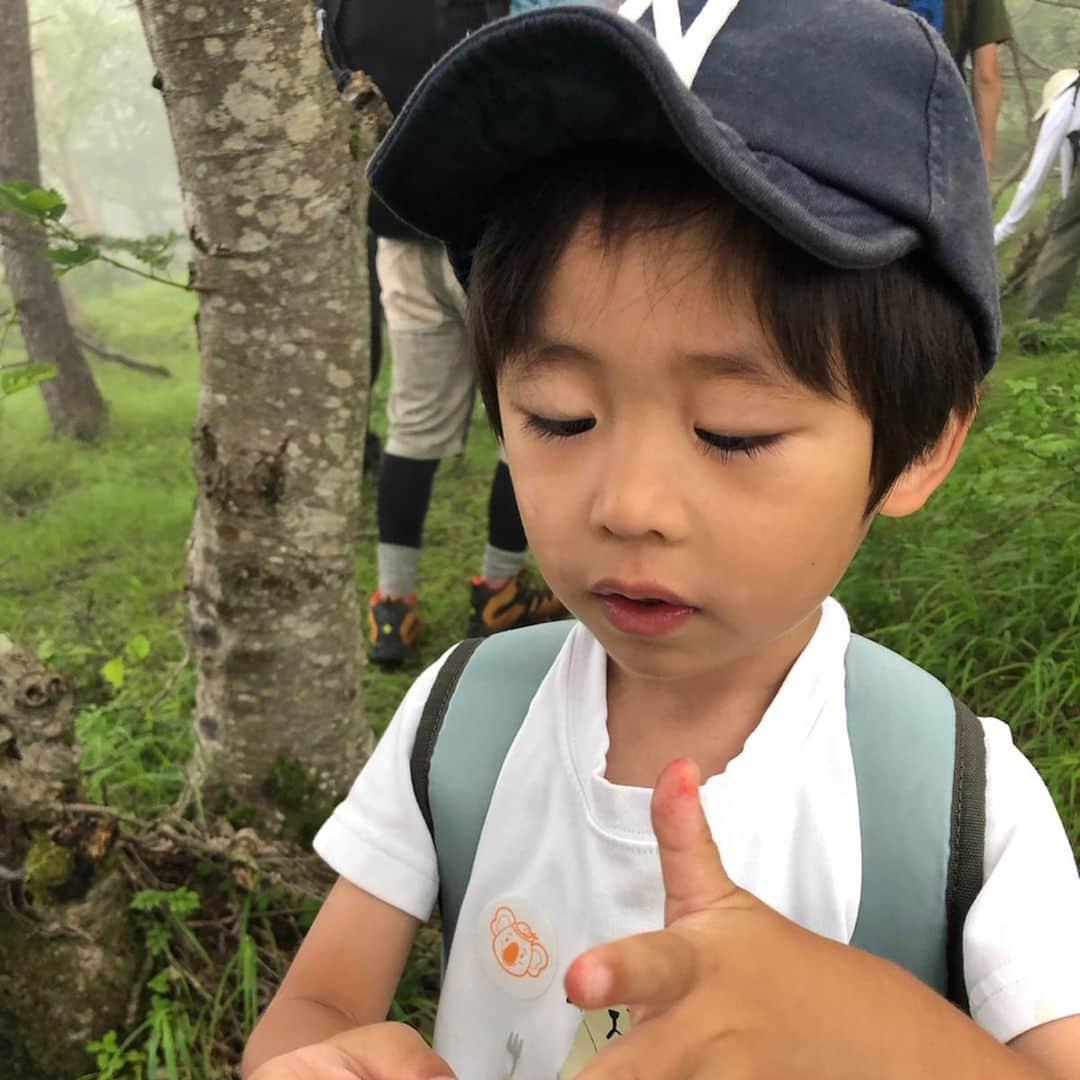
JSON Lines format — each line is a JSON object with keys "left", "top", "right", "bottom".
{"left": 617, "top": 0, "right": 742, "bottom": 87}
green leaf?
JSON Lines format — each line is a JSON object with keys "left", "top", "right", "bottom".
{"left": 46, "top": 242, "right": 99, "bottom": 271}
{"left": 0, "top": 181, "right": 33, "bottom": 214}
{"left": 165, "top": 886, "right": 201, "bottom": 917}
{"left": 0, "top": 362, "right": 57, "bottom": 399}
{"left": 125, "top": 633, "right": 151, "bottom": 662}
{"left": 0, "top": 181, "right": 66, "bottom": 222}
{"left": 24, "top": 187, "right": 67, "bottom": 220}
{"left": 101, "top": 657, "right": 125, "bottom": 689}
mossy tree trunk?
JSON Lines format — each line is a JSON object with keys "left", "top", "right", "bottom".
{"left": 0, "top": 637, "right": 139, "bottom": 1079}
{"left": 0, "top": 0, "right": 108, "bottom": 442}
{"left": 135, "top": 0, "right": 374, "bottom": 829}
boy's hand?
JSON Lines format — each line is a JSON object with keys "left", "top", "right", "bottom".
{"left": 247, "top": 1021, "right": 455, "bottom": 1080}
{"left": 564, "top": 759, "right": 1012, "bottom": 1080}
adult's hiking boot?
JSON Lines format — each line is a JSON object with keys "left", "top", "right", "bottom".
{"left": 368, "top": 591, "right": 422, "bottom": 666}
{"left": 467, "top": 570, "right": 568, "bottom": 638}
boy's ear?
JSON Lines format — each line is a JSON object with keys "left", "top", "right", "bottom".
{"left": 877, "top": 411, "right": 974, "bottom": 518}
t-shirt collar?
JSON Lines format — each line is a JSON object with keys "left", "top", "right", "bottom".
{"left": 560, "top": 598, "right": 851, "bottom": 840}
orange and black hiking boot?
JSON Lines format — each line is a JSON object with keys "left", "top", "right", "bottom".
{"left": 368, "top": 591, "right": 422, "bottom": 666}
{"left": 467, "top": 570, "right": 569, "bottom": 638}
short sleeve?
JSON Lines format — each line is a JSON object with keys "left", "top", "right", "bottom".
{"left": 963, "top": 718, "right": 1080, "bottom": 1042}
{"left": 966, "top": 0, "right": 1012, "bottom": 53}
{"left": 312, "top": 645, "right": 459, "bottom": 921}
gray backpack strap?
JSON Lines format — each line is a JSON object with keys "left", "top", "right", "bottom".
{"left": 846, "top": 635, "right": 985, "bottom": 1011}
{"left": 411, "top": 637, "right": 485, "bottom": 836}
{"left": 410, "top": 621, "right": 574, "bottom": 958}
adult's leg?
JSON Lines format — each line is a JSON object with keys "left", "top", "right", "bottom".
{"left": 1024, "top": 179, "right": 1080, "bottom": 322}
{"left": 376, "top": 453, "right": 438, "bottom": 596}
{"left": 468, "top": 450, "right": 568, "bottom": 636}
{"left": 483, "top": 458, "right": 528, "bottom": 585}
{"left": 375, "top": 236, "right": 474, "bottom": 599}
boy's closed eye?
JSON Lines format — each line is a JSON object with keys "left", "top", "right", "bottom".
{"left": 520, "top": 411, "right": 782, "bottom": 462}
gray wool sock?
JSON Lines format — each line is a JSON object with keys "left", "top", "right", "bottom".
{"left": 377, "top": 543, "right": 421, "bottom": 598}
{"left": 481, "top": 543, "right": 525, "bottom": 586}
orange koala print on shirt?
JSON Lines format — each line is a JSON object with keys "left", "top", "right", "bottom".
{"left": 490, "top": 905, "right": 549, "bottom": 979}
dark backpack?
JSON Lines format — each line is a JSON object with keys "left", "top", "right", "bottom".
{"left": 885, "top": 0, "right": 944, "bottom": 33}
{"left": 315, "top": 0, "right": 508, "bottom": 109}
{"left": 411, "top": 620, "right": 987, "bottom": 1012}
{"left": 314, "top": 0, "right": 509, "bottom": 239}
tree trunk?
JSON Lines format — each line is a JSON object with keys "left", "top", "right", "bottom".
{"left": 0, "top": 0, "right": 108, "bottom": 442}
{"left": 0, "top": 637, "right": 139, "bottom": 1079}
{"left": 136, "top": 0, "right": 374, "bottom": 828}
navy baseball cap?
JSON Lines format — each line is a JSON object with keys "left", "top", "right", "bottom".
{"left": 369, "top": 0, "right": 1001, "bottom": 370}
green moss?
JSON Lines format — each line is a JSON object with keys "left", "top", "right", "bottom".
{"left": 0, "top": 868, "right": 137, "bottom": 1077}
{"left": 23, "top": 835, "right": 74, "bottom": 892}
{"left": 224, "top": 799, "right": 257, "bottom": 830}
{"left": 262, "top": 754, "right": 335, "bottom": 846}
{"left": 0, "top": 1006, "right": 62, "bottom": 1080}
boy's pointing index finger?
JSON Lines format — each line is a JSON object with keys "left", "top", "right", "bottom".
{"left": 564, "top": 758, "right": 746, "bottom": 1017}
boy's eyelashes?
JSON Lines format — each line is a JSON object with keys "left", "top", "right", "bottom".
{"left": 695, "top": 429, "right": 780, "bottom": 461}
{"left": 522, "top": 413, "right": 596, "bottom": 439}
{"left": 520, "top": 412, "right": 780, "bottom": 461}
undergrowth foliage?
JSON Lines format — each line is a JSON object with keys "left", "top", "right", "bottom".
{"left": 83, "top": 877, "right": 321, "bottom": 1079}
{"left": 0, "top": 264, "right": 1077, "bottom": 1076}
{"left": 74, "top": 632, "right": 195, "bottom": 816}
{"left": 838, "top": 370, "right": 1080, "bottom": 851}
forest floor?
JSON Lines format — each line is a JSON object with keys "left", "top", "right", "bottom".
{"left": 1, "top": 266, "right": 1077, "bottom": 1076}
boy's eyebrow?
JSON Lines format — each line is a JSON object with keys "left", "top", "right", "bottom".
{"left": 683, "top": 349, "right": 795, "bottom": 391}
{"left": 510, "top": 338, "right": 598, "bottom": 380}
{"left": 516, "top": 336, "right": 795, "bottom": 392}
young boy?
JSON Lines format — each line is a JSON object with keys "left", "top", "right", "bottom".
{"left": 243, "top": 1, "right": 1080, "bottom": 1076}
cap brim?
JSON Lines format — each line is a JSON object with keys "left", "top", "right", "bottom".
{"left": 369, "top": 7, "right": 921, "bottom": 281}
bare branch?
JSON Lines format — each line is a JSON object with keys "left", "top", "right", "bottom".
{"left": 1007, "top": 39, "right": 1037, "bottom": 132}
{"left": 75, "top": 332, "right": 172, "bottom": 378}
{"left": 1000, "top": 201, "right": 1063, "bottom": 297}
{"left": 1015, "top": 45, "right": 1056, "bottom": 76}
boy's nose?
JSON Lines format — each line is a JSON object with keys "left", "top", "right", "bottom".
{"left": 588, "top": 439, "right": 691, "bottom": 543}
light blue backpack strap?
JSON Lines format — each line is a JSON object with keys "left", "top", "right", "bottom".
{"left": 845, "top": 634, "right": 985, "bottom": 1008}
{"left": 415, "top": 620, "right": 574, "bottom": 959}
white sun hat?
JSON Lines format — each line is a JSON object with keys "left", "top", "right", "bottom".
{"left": 1034, "top": 68, "right": 1080, "bottom": 121}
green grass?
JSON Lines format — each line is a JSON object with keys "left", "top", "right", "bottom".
{"left": 1, "top": 275, "right": 201, "bottom": 815}
{"left": 1, "top": 267, "right": 1078, "bottom": 1077}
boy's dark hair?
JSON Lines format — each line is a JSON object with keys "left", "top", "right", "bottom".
{"left": 467, "top": 145, "right": 983, "bottom": 510}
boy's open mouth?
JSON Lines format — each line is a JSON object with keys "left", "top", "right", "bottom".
{"left": 591, "top": 580, "right": 697, "bottom": 637}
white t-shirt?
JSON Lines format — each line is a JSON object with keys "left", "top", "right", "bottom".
{"left": 314, "top": 598, "right": 1080, "bottom": 1079}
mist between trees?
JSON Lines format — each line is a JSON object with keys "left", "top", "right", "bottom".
{"left": 31, "top": 0, "right": 183, "bottom": 241}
